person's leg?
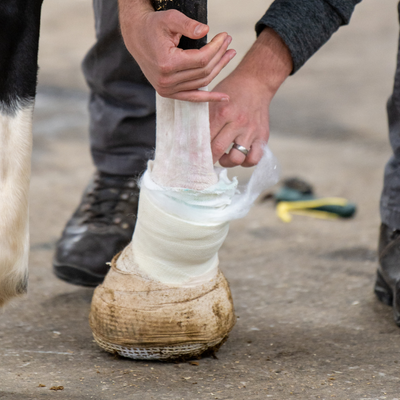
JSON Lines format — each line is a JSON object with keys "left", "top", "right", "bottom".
{"left": 376, "top": 1, "right": 400, "bottom": 326}
{"left": 53, "top": 0, "right": 156, "bottom": 286}
{"left": 84, "top": 0, "right": 155, "bottom": 176}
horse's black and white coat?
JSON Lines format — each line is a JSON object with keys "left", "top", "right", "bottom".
{"left": 0, "top": 0, "right": 43, "bottom": 306}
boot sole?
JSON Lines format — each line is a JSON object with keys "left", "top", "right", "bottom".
{"left": 374, "top": 270, "right": 400, "bottom": 327}
{"left": 53, "top": 264, "right": 105, "bottom": 287}
{"left": 374, "top": 270, "right": 393, "bottom": 306}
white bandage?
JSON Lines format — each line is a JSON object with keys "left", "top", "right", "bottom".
{"left": 117, "top": 151, "right": 279, "bottom": 285}
{"left": 116, "top": 94, "right": 279, "bottom": 286}
{"left": 117, "top": 188, "right": 229, "bottom": 285}
{"left": 151, "top": 92, "right": 218, "bottom": 190}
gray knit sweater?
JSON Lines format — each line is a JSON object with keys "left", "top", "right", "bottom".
{"left": 256, "top": 0, "right": 362, "bottom": 73}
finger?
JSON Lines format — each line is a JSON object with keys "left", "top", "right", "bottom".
{"left": 168, "top": 49, "right": 236, "bottom": 92}
{"left": 211, "top": 123, "right": 238, "bottom": 163}
{"left": 241, "top": 141, "right": 265, "bottom": 167}
{"left": 170, "top": 90, "right": 230, "bottom": 103}
{"left": 219, "top": 136, "right": 252, "bottom": 168}
{"left": 166, "top": 36, "right": 233, "bottom": 86}
{"left": 165, "top": 10, "right": 209, "bottom": 40}
{"left": 209, "top": 103, "right": 229, "bottom": 141}
{"left": 171, "top": 32, "right": 230, "bottom": 72}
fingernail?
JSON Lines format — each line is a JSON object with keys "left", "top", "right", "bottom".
{"left": 227, "top": 36, "right": 232, "bottom": 45}
{"left": 221, "top": 97, "right": 229, "bottom": 102}
{"left": 230, "top": 51, "right": 237, "bottom": 59}
{"left": 194, "top": 24, "right": 204, "bottom": 36}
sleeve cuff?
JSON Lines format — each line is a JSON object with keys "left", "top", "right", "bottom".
{"left": 255, "top": 0, "right": 360, "bottom": 74}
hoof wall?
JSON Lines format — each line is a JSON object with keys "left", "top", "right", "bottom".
{"left": 93, "top": 332, "right": 227, "bottom": 361}
{"left": 89, "top": 255, "right": 235, "bottom": 361}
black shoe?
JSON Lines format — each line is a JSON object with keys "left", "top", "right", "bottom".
{"left": 53, "top": 171, "right": 140, "bottom": 286}
{"left": 375, "top": 222, "right": 400, "bottom": 326}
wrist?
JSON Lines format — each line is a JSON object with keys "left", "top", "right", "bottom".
{"left": 119, "top": 0, "right": 154, "bottom": 27}
{"left": 235, "top": 27, "right": 293, "bottom": 99}
{"left": 119, "top": 0, "right": 155, "bottom": 53}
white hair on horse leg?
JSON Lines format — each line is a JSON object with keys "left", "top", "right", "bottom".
{"left": 0, "top": 101, "right": 33, "bottom": 306}
{"left": 116, "top": 94, "right": 279, "bottom": 285}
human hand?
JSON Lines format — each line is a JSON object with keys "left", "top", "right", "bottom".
{"left": 209, "top": 28, "right": 293, "bottom": 167}
{"left": 210, "top": 73, "right": 271, "bottom": 167}
{"left": 119, "top": 1, "right": 236, "bottom": 102}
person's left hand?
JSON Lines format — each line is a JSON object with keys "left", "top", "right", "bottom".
{"left": 210, "top": 72, "right": 271, "bottom": 167}
{"left": 209, "top": 27, "right": 293, "bottom": 167}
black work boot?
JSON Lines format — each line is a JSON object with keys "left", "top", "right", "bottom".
{"left": 375, "top": 222, "right": 400, "bottom": 326}
{"left": 53, "top": 172, "right": 140, "bottom": 286}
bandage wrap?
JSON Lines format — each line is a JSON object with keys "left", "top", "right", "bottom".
{"left": 116, "top": 95, "right": 279, "bottom": 285}
{"left": 118, "top": 187, "right": 229, "bottom": 284}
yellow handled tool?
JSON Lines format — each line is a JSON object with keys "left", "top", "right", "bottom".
{"left": 277, "top": 197, "right": 353, "bottom": 223}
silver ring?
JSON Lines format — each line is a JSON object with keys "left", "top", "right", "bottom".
{"left": 232, "top": 143, "right": 249, "bottom": 156}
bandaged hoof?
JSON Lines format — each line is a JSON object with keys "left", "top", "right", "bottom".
{"left": 89, "top": 94, "right": 278, "bottom": 360}
{"left": 89, "top": 253, "right": 236, "bottom": 361}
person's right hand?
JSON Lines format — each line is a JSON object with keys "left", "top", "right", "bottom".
{"left": 119, "top": 2, "right": 236, "bottom": 102}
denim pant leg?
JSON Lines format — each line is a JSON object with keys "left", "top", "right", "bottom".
{"left": 380, "top": 3, "right": 400, "bottom": 228}
{"left": 82, "top": 0, "right": 156, "bottom": 176}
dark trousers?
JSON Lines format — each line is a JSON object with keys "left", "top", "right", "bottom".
{"left": 83, "top": 0, "right": 156, "bottom": 176}
{"left": 380, "top": 2, "right": 400, "bottom": 228}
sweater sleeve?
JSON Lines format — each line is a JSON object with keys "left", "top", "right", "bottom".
{"left": 255, "top": 0, "right": 362, "bottom": 73}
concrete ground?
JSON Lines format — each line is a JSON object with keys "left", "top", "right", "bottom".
{"left": 1, "top": 0, "right": 400, "bottom": 399}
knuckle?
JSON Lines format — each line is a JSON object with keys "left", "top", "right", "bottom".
{"left": 219, "top": 159, "right": 229, "bottom": 168}
{"left": 157, "top": 87, "right": 169, "bottom": 97}
{"left": 202, "top": 68, "right": 210, "bottom": 78}
{"left": 157, "top": 76, "right": 170, "bottom": 89}
{"left": 159, "top": 62, "right": 172, "bottom": 75}
{"left": 198, "top": 55, "right": 208, "bottom": 68}
{"left": 164, "top": 9, "right": 176, "bottom": 22}
{"left": 229, "top": 152, "right": 244, "bottom": 165}
{"left": 216, "top": 107, "right": 229, "bottom": 120}
{"left": 244, "top": 155, "right": 258, "bottom": 167}
{"left": 184, "top": 18, "right": 194, "bottom": 32}
{"left": 236, "top": 113, "right": 248, "bottom": 126}
{"left": 204, "top": 64, "right": 214, "bottom": 77}
{"left": 201, "top": 77, "right": 212, "bottom": 87}
{"left": 212, "top": 140, "right": 227, "bottom": 156}
{"left": 245, "top": 144, "right": 263, "bottom": 166}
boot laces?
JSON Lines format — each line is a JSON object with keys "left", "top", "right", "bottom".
{"left": 81, "top": 174, "right": 139, "bottom": 226}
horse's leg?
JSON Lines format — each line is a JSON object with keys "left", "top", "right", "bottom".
{"left": 90, "top": 93, "right": 236, "bottom": 360}
{"left": 0, "top": 0, "right": 43, "bottom": 306}
{"left": 89, "top": 0, "right": 237, "bottom": 361}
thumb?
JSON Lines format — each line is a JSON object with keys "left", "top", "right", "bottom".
{"left": 167, "top": 10, "right": 209, "bottom": 40}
